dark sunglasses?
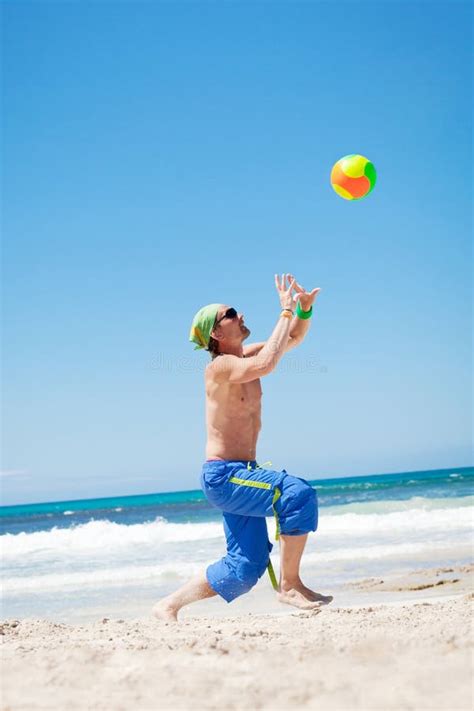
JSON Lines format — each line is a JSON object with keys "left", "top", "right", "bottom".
{"left": 215, "top": 307, "right": 238, "bottom": 326}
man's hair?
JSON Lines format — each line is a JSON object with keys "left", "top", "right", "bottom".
{"left": 207, "top": 335, "right": 220, "bottom": 358}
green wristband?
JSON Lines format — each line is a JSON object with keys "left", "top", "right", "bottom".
{"left": 296, "top": 302, "right": 313, "bottom": 320}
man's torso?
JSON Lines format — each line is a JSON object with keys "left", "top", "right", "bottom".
{"left": 205, "top": 360, "right": 262, "bottom": 460}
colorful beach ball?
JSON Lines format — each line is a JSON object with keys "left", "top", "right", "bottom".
{"left": 330, "top": 154, "right": 377, "bottom": 200}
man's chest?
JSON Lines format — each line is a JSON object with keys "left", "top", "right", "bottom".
{"left": 228, "top": 379, "right": 262, "bottom": 412}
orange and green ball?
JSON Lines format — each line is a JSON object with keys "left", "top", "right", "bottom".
{"left": 330, "top": 154, "right": 377, "bottom": 200}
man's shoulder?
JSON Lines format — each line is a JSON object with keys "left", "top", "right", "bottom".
{"left": 205, "top": 356, "right": 220, "bottom": 379}
{"left": 205, "top": 354, "right": 237, "bottom": 382}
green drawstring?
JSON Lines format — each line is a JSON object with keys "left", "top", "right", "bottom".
{"left": 267, "top": 559, "right": 279, "bottom": 591}
{"left": 247, "top": 460, "right": 273, "bottom": 471}
{"left": 272, "top": 486, "right": 281, "bottom": 540}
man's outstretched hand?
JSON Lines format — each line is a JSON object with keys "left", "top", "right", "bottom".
{"left": 288, "top": 274, "right": 321, "bottom": 311}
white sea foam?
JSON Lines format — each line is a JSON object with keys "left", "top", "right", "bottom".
{"left": 0, "top": 518, "right": 224, "bottom": 560}
{"left": 0, "top": 499, "right": 474, "bottom": 562}
{"left": 1, "top": 500, "right": 473, "bottom": 600}
{"left": 320, "top": 503, "right": 473, "bottom": 535}
{"left": 1, "top": 561, "right": 209, "bottom": 594}
{"left": 3, "top": 485, "right": 472, "bottom": 617}
{"left": 322, "top": 496, "right": 473, "bottom": 516}
{"left": 1, "top": 500, "right": 472, "bottom": 563}
{"left": 2, "top": 539, "right": 472, "bottom": 596}
{"left": 302, "top": 540, "right": 473, "bottom": 565}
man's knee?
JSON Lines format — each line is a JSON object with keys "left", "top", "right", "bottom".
{"left": 278, "top": 477, "right": 318, "bottom": 535}
{"left": 236, "top": 557, "right": 269, "bottom": 591}
{"left": 206, "top": 554, "right": 269, "bottom": 603}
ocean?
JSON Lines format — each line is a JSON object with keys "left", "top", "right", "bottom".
{"left": 1, "top": 466, "right": 472, "bottom": 622}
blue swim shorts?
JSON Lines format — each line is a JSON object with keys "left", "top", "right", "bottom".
{"left": 200, "top": 459, "right": 318, "bottom": 603}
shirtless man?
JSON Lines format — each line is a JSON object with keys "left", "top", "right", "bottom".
{"left": 153, "top": 273, "right": 331, "bottom": 621}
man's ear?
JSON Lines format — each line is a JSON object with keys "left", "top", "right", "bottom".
{"left": 211, "top": 325, "right": 222, "bottom": 342}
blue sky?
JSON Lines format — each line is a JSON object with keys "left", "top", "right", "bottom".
{"left": 2, "top": 1, "right": 472, "bottom": 505}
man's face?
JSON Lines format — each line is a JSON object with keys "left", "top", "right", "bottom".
{"left": 213, "top": 305, "right": 251, "bottom": 343}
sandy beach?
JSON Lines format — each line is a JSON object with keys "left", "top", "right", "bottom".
{"left": 1, "top": 565, "right": 472, "bottom": 711}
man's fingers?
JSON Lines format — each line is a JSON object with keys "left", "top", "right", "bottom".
{"left": 288, "top": 274, "right": 301, "bottom": 291}
{"left": 275, "top": 273, "right": 305, "bottom": 292}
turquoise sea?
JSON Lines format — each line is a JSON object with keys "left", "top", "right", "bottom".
{"left": 1, "top": 466, "right": 472, "bottom": 621}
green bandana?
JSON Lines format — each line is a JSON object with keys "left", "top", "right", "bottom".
{"left": 189, "top": 303, "right": 221, "bottom": 350}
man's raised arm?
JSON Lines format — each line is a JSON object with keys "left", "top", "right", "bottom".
{"left": 243, "top": 275, "right": 321, "bottom": 357}
{"left": 213, "top": 274, "right": 298, "bottom": 384}
{"left": 288, "top": 275, "right": 321, "bottom": 340}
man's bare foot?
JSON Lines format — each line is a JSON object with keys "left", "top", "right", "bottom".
{"left": 152, "top": 600, "right": 178, "bottom": 622}
{"left": 279, "top": 579, "right": 333, "bottom": 605}
{"left": 300, "top": 584, "right": 333, "bottom": 605}
{"left": 277, "top": 587, "right": 323, "bottom": 611}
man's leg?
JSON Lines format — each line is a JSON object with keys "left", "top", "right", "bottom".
{"left": 204, "top": 462, "right": 331, "bottom": 608}
{"left": 277, "top": 533, "right": 333, "bottom": 607}
{"left": 273, "top": 473, "right": 333, "bottom": 607}
{"left": 279, "top": 532, "right": 308, "bottom": 587}
{"left": 208, "top": 465, "right": 329, "bottom": 610}
{"left": 152, "top": 513, "right": 271, "bottom": 622}
{"left": 152, "top": 573, "right": 217, "bottom": 622}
